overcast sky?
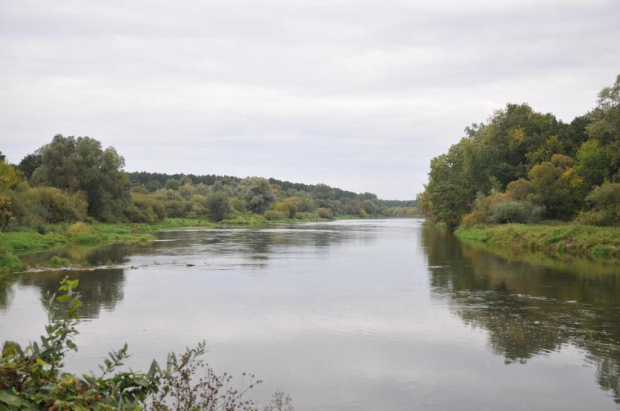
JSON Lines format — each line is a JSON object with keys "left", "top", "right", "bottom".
{"left": 1, "top": 0, "right": 619, "bottom": 199}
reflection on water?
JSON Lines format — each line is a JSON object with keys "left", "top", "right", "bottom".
{"left": 422, "top": 226, "right": 620, "bottom": 403}
{"left": 1, "top": 220, "right": 620, "bottom": 410}
{"left": 20, "top": 269, "right": 126, "bottom": 319}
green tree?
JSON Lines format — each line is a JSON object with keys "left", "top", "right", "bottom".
{"left": 206, "top": 192, "right": 231, "bottom": 222}
{"left": 0, "top": 162, "right": 18, "bottom": 190}
{"left": 528, "top": 157, "right": 584, "bottom": 220}
{"left": 575, "top": 140, "right": 610, "bottom": 188}
{"left": 17, "top": 152, "right": 43, "bottom": 180}
{"left": 31, "top": 135, "right": 130, "bottom": 222}
{"left": 578, "top": 182, "right": 620, "bottom": 226}
{"left": 238, "top": 177, "right": 275, "bottom": 214}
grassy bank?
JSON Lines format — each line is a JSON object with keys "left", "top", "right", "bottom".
{"left": 0, "top": 215, "right": 345, "bottom": 276}
{"left": 455, "top": 224, "right": 620, "bottom": 259}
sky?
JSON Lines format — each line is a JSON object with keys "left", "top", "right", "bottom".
{"left": 1, "top": 0, "right": 619, "bottom": 200}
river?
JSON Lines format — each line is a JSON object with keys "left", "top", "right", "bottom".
{"left": 1, "top": 219, "right": 619, "bottom": 410}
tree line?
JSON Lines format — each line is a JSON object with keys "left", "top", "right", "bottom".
{"left": 419, "top": 74, "right": 620, "bottom": 229}
{"left": 0, "top": 137, "right": 418, "bottom": 230}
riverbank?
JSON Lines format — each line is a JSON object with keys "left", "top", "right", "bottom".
{"left": 0, "top": 215, "right": 353, "bottom": 277}
{"left": 454, "top": 224, "right": 620, "bottom": 259}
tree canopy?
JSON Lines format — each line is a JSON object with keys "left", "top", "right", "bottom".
{"left": 421, "top": 74, "right": 620, "bottom": 228}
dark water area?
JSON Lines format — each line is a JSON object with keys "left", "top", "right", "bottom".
{"left": 1, "top": 219, "right": 620, "bottom": 410}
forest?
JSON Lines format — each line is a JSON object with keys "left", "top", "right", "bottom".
{"left": 419, "top": 74, "right": 620, "bottom": 230}
{"left": 0, "top": 136, "right": 418, "bottom": 234}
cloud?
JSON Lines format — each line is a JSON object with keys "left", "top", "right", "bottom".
{"left": 1, "top": 0, "right": 619, "bottom": 198}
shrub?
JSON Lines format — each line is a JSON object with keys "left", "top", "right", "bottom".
{"left": 0, "top": 194, "right": 15, "bottom": 230}
{"left": 23, "top": 187, "right": 88, "bottom": 224}
{"left": 48, "top": 255, "right": 71, "bottom": 268}
{"left": 580, "top": 182, "right": 620, "bottom": 226}
{"left": 489, "top": 200, "right": 543, "bottom": 224}
{"left": 316, "top": 207, "right": 333, "bottom": 219}
{"left": 0, "top": 239, "right": 25, "bottom": 275}
{"left": 126, "top": 192, "right": 166, "bottom": 223}
{"left": 67, "top": 221, "right": 93, "bottom": 235}
{"left": 0, "top": 279, "right": 292, "bottom": 410}
{"left": 576, "top": 210, "right": 609, "bottom": 226}
{"left": 206, "top": 192, "right": 231, "bottom": 222}
{"left": 264, "top": 210, "right": 286, "bottom": 221}
{"left": 230, "top": 198, "right": 247, "bottom": 213}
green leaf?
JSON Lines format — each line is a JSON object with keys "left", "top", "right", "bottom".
{"left": 0, "top": 390, "right": 30, "bottom": 408}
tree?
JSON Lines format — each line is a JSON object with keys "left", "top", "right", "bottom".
{"left": 578, "top": 182, "right": 620, "bottom": 226}
{"left": 575, "top": 140, "right": 610, "bottom": 188}
{"left": 238, "top": 177, "right": 275, "bottom": 214}
{"left": 17, "top": 152, "right": 43, "bottom": 180}
{"left": 206, "top": 192, "right": 231, "bottom": 222}
{"left": 0, "top": 162, "right": 18, "bottom": 190}
{"left": 31, "top": 135, "right": 130, "bottom": 222}
{"left": 528, "top": 158, "right": 584, "bottom": 220}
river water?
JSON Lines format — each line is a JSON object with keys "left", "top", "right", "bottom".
{"left": 1, "top": 219, "right": 620, "bottom": 410}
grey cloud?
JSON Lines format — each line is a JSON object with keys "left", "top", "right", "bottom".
{"left": 1, "top": 0, "right": 619, "bottom": 199}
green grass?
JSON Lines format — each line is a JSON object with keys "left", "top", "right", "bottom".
{"left": 455, "top": 223, "right": 620, "bottom": 260}
{"left": 0, "top": 214, "right": 372, "bottom": 275}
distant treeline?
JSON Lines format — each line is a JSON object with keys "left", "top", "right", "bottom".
{"left": 0, "top": 137, "right": 417, "bottom": 230}
{"left": 420, "top": 74, "right": 620, "bottom": 229}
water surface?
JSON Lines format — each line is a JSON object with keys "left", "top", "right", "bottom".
{"left": 1, "top": 219, "right": 619, "bottom": 410}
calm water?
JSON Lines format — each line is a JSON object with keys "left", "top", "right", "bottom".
{"left": 1, "top": 219, "right": 620, "bottom": 410}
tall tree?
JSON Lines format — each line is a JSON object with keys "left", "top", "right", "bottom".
{"left": 237, "top": 177, "right": 275, "bottom": 214}
{"left": 31, "top": 135, "right": 130, "bottom": 222}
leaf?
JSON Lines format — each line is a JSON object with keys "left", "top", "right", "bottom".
{"left": 0, "top": 390, "right": 30, "bottom": 408}
{"left": 66, "top": 340, "right": 77, "bottom": 351}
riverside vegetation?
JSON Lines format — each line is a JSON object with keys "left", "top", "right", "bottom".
{"left": 0, "top": 277, "right": 293, "bottom": 410}
{"left": 419, "top": 74, "right": 620, "bottom": 259}
{"left": 0, "top": 138, "right": 417, "bottom": 278}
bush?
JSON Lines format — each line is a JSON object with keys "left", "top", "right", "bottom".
{"left": 48, "top": 255, "right": 71, "bottom": 268}
{"left": 0, "top": 279, "right": 293, "bottom": 410}
{"left": 581, "top": 182, "right": 620, "bottom": 226}
{"left": 126, "top": 192, "right": 166, "bottom": 223}
{"left": 0, "top": 239, "right": 25, "bottom": 275}
{"left": 206, "top": 192, "right": 231, "bottom": 222}
{"left": 489, "top": 200, "right": 543, "bottom": 224}
{"left": 316, "top": 207, "right": 333, "bottom": 219}
{"left": 0, "top": 194, "right": 15, "bottom": 230}
{"left": 576, "top": 210, "right": 610, "bottom": 226}
{"left": 264, "top": 210, "right": 286, "bottom": 221}
{"left": 20, "top": 187, "right": 88, "bottom": 224}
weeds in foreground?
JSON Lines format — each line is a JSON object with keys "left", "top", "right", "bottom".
{"left": 0, "top": 278, "right": 293, "bottom": 410}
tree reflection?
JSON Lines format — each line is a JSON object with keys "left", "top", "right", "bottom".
{"left": 422, "top": 226, "right": 620, "bottom": 402}
{"left": 20, "top": 269, "right": 125, "bottom": 319}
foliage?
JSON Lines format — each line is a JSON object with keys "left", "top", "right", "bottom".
{"left": 18, "top": 187, "right": 88, "bottom": 225}
{"left": 0, "top": 239, "right": 25, "bottom": 277}
{"left": 488, "top": 200, "right": 543, "bottom": 224}
{"left": 0, "top": 279, "right": 293, "bottom": 410}
{"left": 264, "top": 210, "right": 286, "bottom": 221}
{"left": 238, "top": 178, "right": 275, "bottom": 214}
{"left": 422, "top": 74, "right": 620, "bottom": 229}
{"left": 125, "top": 193, "right": 166, "bottom": 223}
{"left": 316, "top": 208, "right": 333, "bottom": 219}
{"left": 0, "top": 195, "right": 15, "bottom": 231}
{"left": 30, "top": 135, "right": 130, "bottom": 222}
{"left": 0, "top": 163, "right": 18, "bottom": 191}
{"left": 148, "top": 357, "right": 261, "bottom": 411}
{"left": 577, "top": 182, "right": 620, "bottom": 226}
{"left": 455, "top": 223, "right": 620, "bottom": 259}
{"left": 48, "top": 255, "right": 71, "bottom": 268}
{"left": 205, "top": 192, "right": 231, "bottom": 222}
